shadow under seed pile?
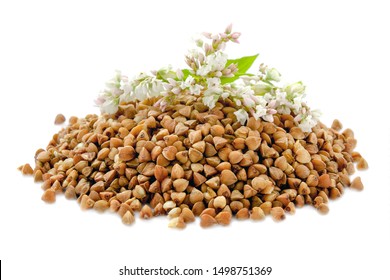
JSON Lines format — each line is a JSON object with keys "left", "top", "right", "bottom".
{"left": 20, "top": 97, "right": 368, "bottom": 228}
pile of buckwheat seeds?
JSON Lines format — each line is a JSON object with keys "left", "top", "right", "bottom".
{"left": 19, "top": 98, "right": 368, "bottom": 228}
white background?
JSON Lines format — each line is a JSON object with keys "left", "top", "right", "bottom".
{"left": 1, "top": 0, "right": 389, "bottom": 279}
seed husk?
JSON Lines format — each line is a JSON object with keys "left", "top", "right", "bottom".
{"left": 171, "top": 192, "right": 186, "bottom": 205}
{"left": 173, "top": 179, "right": 189, "bottom": 192}
{"left": 34, "top": 169, "right": 43, "bottom": 182}
{"left": 200, "top": 214, "right": 217, "bottom": 228}
{"left": 36, "top": 151, "right": 51, "bottom": 163}
{"left": 295, "top": 148, "right": 311, "bottom": 164}
{"left": 317, "top": 203, "right": 329, "bottom": 215}
{"left": 243, "top": 184, "right": 257, "bottom": 198}
{"left": 215, "top": 211, "right": 232, "bottom": 225}
{"left": 331, "top": 119, "right": 343, "bottom": 131}
{"left": 213, "top": 136, "right": 228, "bottom": 150}
{"left": 295, "top": 164, "right": 310, "bottom": 179}
{"left": 260, "top": 201, "right": 272, "bottom": 215}
{"left": 118, "top": 146, "right": 136, "bottom": 161}
{"left": 138, "top": 147, "right": 152, "bottom": 163}
{"left": 290, "top": 127, "right": 305, "bottom": 140}
{"left": 94, "top": 200, "right": 109, "bottom": 212}
{"left": 245, "top": 136, "right": 261, "bottom": 150}
{"left": 236, "top": 208, "right": 250, "bottom": 220}
{"left": 42, "top": 189, "right": 56, "bottom": 203}
{"left": 64, "top": 185, "right": 76, "bottom": 199}
{"left": 168, "top": 216, "right": 186, "bottom": 229}
{"left": 269, "top": 167, "right": 284, "bottom": 181}
{"left": 80, "top": 195, "right": 95, "bottom": 210}
{"left": 188, "top": 148, "right": 203, "bottom": 163}
{"left": 274, "top": 156, "right": 288, "bottom": 171}
{"left": 180, "top": 207, "right": 195, "bottom": 223}
{"left": 171, "top": 164, "right": 185, "bottom": 180}
{"left": 228, "top": 150, "right": 243, "bottom": 164}
{"left": 122, "top": 211, "right": 135, "bottom": 225}
{"left": 190, "top": 188, "right": 204, "bottom": 204}
{"left": 20, "top": 163, "right": 34, "bottom": 175}
{"left": 285, "top": 202, "right": 296, "bottom": 215}
{"left": 200, "top": 208, "right": 216, "bottom": 217}
{"left": 213, "top": 195, "right": 227, "bottom": 209}
{"left": 188, "top": 130, "right": 202, "bottom": 144}
{"left": 318, "top": 174, "right": 332, "bottom": 188}
{"left": 220, "top": 169, "right": 237, "bottom": 186}
{"left": 351, "top": 176, "right": 364, "bottom": 191}
{"left": 162, "top": 146, "right": 177, "bottom": 161}
{"left": 54, "top": 114, "right": 66, "bottom": 124}
{"left": 168, "top": 207, "right": 182, "bottom": 219}
{"left": 357, "top": 157, "right": 368, "bottom": 170}
{"left": 192, "top": 141, "right": 206, "bottom": 153}
{"left": 192, "top": 201, "right": 206, "bottom": 216}
{"left": 271, "top": 207, "right": 285, "bottom": 222}
{"left": 250, "top": 207, "right": 265, "bottom": 221}
{"left": 154, "top": 165, "right": 168, "bottom": 182}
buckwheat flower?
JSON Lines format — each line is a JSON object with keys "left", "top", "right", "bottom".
{"left": 134, "top": 82, "right": 148, "bottom": 100}
{"left": 120, "top": 78, "right": 132, "bottom": 95}
{"left": 154, "top": 98, "right": 168, "bottom": 111}
{"left": 274, "top": 90, "right": 293, "bottom": 113}
{"left": 202, "top": 32, "right": 212, "bottom": 39}
{"left": 207, "top": 51, "right": 228, "bottom": 72}
{"left": 253, "top": 104, "right": 267, "bottom": 120}
{"left": 105, "top": 70, "right": 122, "bottom": 91}
{"left": 241, "top": 87, "right": 257, "bottom": 108}
{"left": 203, "top": 94, "right": 218, "bottom": 109}
{"left": 191, "top": 33, "right": 204, "bottom": 48}
{"left": 221, "top": 91, "right": 229, "bottom": 99}
{"left": 119, "top": 90, "right": 132, "bottom": 103}
{"left": 203, "top": 86, "right": 223, "bottom": 109}
{"left": 95, "top": 95, "right": 106, "bottom": 106}
{"left": 262, "top": 112, "right": 275, "bottom": 123}
{"left": 230, "top": 31, "right": 240, "bottom": 40}
{"left": 277, "top": 105, "right": 291, "bottom": 115}
{"left": 234, "top": 109, "right": 249, "bottom": 125}
{"left": 189, "top": 84, "right": 203, "bottom": 95}
{"left": 291, "top": 95, "right": 305, "bottom": 113}
{"left": 240, "top": 75, "right": 260, "bottom": 86}
{"left": 207, "top": 77, "right": 221, "bottom": 88}
{"left": 263, "top": 92, "right": 273, "bottom": 103}
{"left": 265, "top": 68, "right": 281, "bottom": 82}
{"left": 225, "top": 23, "right": 233, "bottom": 34}
{"left": 216, "top": 41, "right": 226, "bottom": 51}
{"left": 101, "top": 98, "right": 119, "bottom": 114}
{"left": 151, "top": 79, "right": 164, "bottom": 97}
{"left": 176, "top": 69, "right": 184, "bottom": 80}
{"left": 181, "top": 76, "right": 194, "bottom": 89}
{"left": 197, "top": 64, "right": 212, "bottom": 76}
{"left": 311, "top": 109, "right": 321, "bottom": 120}
{"left": 298, "top": 114, "right": 317, "bottom": 132}
{"left": 253, "top": 80, "right": 273, "bottom": 95}
{"left": 285, "top": 81, "right": 305, "bottom": 97}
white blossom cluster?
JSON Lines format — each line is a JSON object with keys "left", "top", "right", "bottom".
{"left": 96, "top": 25, "right": 319, "bottom": 132}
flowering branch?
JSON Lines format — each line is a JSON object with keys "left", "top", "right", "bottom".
{"left": 96, "top": 25, "right": 320, "bottom": 132}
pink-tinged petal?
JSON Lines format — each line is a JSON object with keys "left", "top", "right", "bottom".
{"left": 231, "top": 32, "right": 241, "bottom": 39}
{"left": 95, "top": 96, "right": 106, "bottom": 106}
{"left": 268, "top": 100, "right": 277, "bottom": 108}
{"left": 225, "top": 23, "right": 233, "bottom": 34}
{"left": 268, "top": 108, "right": 277, "bottom": 115}
{"left": 202, "top": 32, "right": 212, "bottom": 39}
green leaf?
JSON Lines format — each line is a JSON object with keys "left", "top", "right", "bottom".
{"left": 221, "top": 54, "right": 259, "bottom": 84}
{"left": 182, "top": 69, "right": 192, "bottom": 80}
